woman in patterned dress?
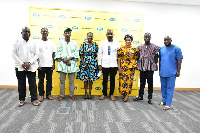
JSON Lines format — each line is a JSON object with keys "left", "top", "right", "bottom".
{"left": 76, "top": 32, "right": 99, "bottom": 99}
{"left": 117, "top": 34, "right": 139, "bottom": 102}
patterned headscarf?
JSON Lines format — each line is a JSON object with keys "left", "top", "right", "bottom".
{"left": 124, "top": 34, "right": 133, "bottom": 41}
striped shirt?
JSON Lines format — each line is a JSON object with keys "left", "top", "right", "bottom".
{"left": 137, "top": 43, "right": 160, "bottom": 71}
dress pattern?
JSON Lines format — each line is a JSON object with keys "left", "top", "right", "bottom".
{"left": 117, "top": 45, "right": 139, "bottom": 95}
{"left": 76, "top": 42, "right": 99, "bottom": 81}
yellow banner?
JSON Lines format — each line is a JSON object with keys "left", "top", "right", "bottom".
{"left": 29, "top": 7, "right": 144, "bottom": 96}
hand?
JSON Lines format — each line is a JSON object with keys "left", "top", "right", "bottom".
{"left": 51, "top": 64, "right": 55, "bottom": 70}
{"left": 22, "top": 62, "right": 30, "bottom": 70}
{"left": 118, "top": 68, "right": 122, "bottom": 73}
{"left": 98, "top": 65, "right": 102, "bottom": 71}
{"left": 84, "top": 65, "right": 88, "bottom": 71}
{"left": 176, "top": 72, "right": 180, "bottom": 77}
{"left": 66, "top": 61, "right": 71, "bottom": 66}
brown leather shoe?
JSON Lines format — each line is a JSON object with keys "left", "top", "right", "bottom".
{"left": 99, "top": 95, "right": 106, "bottom": 100}
{"left": 47, "top": 95, "right": 54, "bottom": 100}
{"left": 39, "top": 96, "right": 44, "bottom": 102}
{"left": 110, "top": 95, "right": 116, "bottom": 101}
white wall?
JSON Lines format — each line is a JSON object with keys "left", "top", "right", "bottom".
{"left": 0, "top": 0, "right": 199, "bottom": 88}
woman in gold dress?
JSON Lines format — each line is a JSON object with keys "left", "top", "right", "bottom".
{"left": 117, "top": 34, "right": 139, "bottom": 102}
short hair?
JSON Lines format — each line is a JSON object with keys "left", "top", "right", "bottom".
{"left": 41, "top": 27, "right": 48, "bottom": 32}
{"left": 87, "top": 32, "right": 93, "bottom": 36}
{"left": 64, "top": 28, "right": 72, "bottom": 33}
{"left": 144, "top": 32, "right": 151, "bottom": 37}
{"left": 164, "top": 36, "right": 172, "bottom": 40}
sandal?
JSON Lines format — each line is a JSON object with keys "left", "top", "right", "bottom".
{"left": 158, "top": 102, "right": 166, "bottom": 105}
{"left": 123, "top": 95, "right": 129, "bottom": 102}
{"left": 18, "top": 101, "right": 25, "bottom": 106}
{"left": 32, "top": 101, "right": 39, "bottom": 106}
{"left": 69, "top": 95, "right": 77, "bottom": 101}
{"left": 163, "top": 106, "right": 170, "bottom": 110}
{"left": 57, "top": 95, "right": 65, "bottom": 101}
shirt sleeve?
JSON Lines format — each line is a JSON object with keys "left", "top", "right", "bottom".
{"left": 12, "top": 40, "right": 23, "bottom": 65}
{"left": 73, "top": 41, "right": 79, "bottom": 62}
{"left": 52, "top": 41, "right": 57, "bottom": 52}
{"left": 154, "top": 44, "right": 160, "bottom": 54}
{"left": 79, "top": 43, "right": 84, "bottom": 55}
{"left": 29, "top": 42, "right": 39, "bottom": 64}
{"left": 54, "top": 41, "right": 63, "bottom": 62}
{"left": 176, "top": 46, "right": 183, "bottom": 59}
{"left": 117, "top": 47, "right": 123, "bottom": 59}
{"left": 98, "top": 42, "right": 103, "bottom": 66}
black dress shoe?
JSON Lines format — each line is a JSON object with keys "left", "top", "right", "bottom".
{"left": 133, "top": 96, "right": 143, "bottom": 101}
{"left": 148, "top": 99, "right": 152, "bottom": 104}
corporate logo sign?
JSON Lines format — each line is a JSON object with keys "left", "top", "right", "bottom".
{"left": 59, "top": 15, "right": 66, "bottom": 18}
{"left": 109, "top": 18, "right": 116, "bottom": 21}
{"left": 85, "top": 16, "right": 91, "bottom": 20}
{"left": 33, "top": 13, "right": 40, "bottom": 17}
{"left": 133, "top": 41, "right": 140, "bottom": 44}
{"left": 97, "top": 27, "right": 103, "bottom": 31}
{"left": 59, "top": 38, "right": 65, "bottom": 40}
{"left": 33, "top": 36, "right": 40, "bottom": 39}
{"left": 46, "top": 25, "right": 53, "bottom": 28}
{"left": 72, "top": 26, "right": 79, "bottom": 30}
{"left": 134, "top": 19, "right": 140, "bottom": 22}
{"left": 121, "top": 29, "right": 128, "bottom": 32}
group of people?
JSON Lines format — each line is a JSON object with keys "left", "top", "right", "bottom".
{"left": 12, "top": 26, "right": 183, "bottom": 110}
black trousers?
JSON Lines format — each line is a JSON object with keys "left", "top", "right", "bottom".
{"left": 102, "top": 67, "right": 118, "bottom": 96}
{"left": 15, "top": 68, "right": 37, "bottom": 102}
{"left": 38, "top": 67, "right": 53, "bottom": 96}
{"left": 139, "top": 71, "right": 154, "bottom": 99}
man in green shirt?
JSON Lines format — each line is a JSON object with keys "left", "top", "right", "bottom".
{"left": 55, "top": 28, "right": 79, "bottom": 101}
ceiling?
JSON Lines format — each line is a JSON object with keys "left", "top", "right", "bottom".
{"left": 117, "top": 0, "right": 200, "bottom": 6}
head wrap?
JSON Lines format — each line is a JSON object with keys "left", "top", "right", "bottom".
{"left": 124, "top": 34, "right": 133, "bottom": 41}
{"left": 64, "top": 28, "right": 72, "bottom": 33}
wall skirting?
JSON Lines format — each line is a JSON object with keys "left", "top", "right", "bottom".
{"left": 0, "top": 85, "right": 199, "bottom": 91}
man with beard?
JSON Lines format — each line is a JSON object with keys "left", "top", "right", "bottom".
{"left": 12, "top": 27, "right": 39, "bottom": 106}
{"left": 55, "top": 28, "right": 79, "bottom": 101}
{"left": 98, "top": 29, "right": 120, "bottom": 101}
{"left": 159, "top": 36, "right": 183, "bottom": 110}
{"left": 134, "top": 33, "right": 160, "bottom": 104}
{"left": 38, "top": 27, "right": 56, "bottom": 102}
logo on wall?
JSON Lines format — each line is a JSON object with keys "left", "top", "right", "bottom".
{"left": 59, "top": 15, "right": 66, "bottom": 18}
{"left": 95, "top": 87, "right": 101, "bottom": 90}
{"left": 97, "top": 27, "right": 103, "bottom": 31}
{"left": 121, "top": 29, "right": 128, "bottom": 32}
{"left": 85, "top": 17, "right": 91, "bottom": 20}
{"left": 109, "top": 18, "right": 116, "bottom": 21}
{"left": 33, "top": 36, "right": 40, "bottom": 39}
{"left": 72, "top": 26, "right": 79, "bottom": 29}
{"left": 134, "top": 19, "right": 140, "bottom": 22}
{"left": 33, "top": 13, "right": 40, "bottom": 17}
{"left": 46, "top": 25, "right": 53, "bottom": 28}
{"left": 59, "top": 38, "right": 65, "bottom": 40}
{"left": 133, "top": 41, "right": 139, "bottom": 44}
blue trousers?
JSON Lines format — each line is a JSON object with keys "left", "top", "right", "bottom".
{"left": 160, "top": 76, "right": 176, "bottom": 106}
